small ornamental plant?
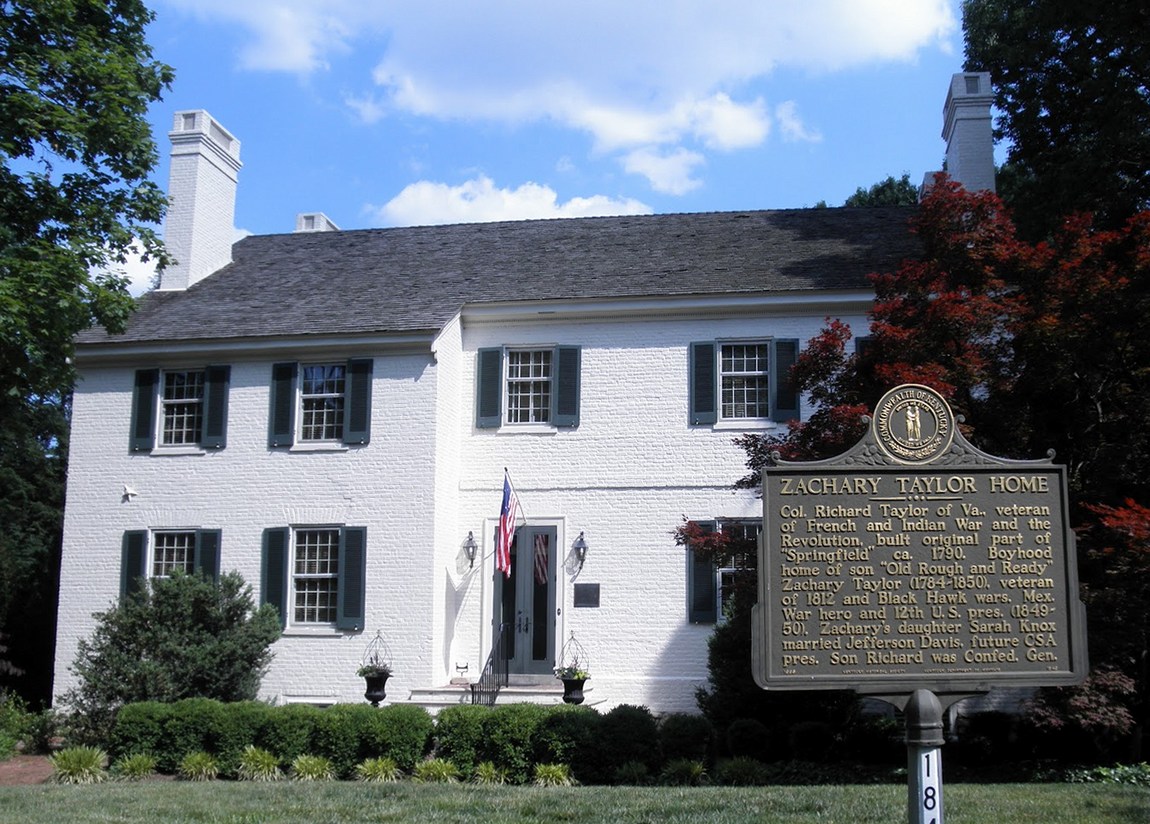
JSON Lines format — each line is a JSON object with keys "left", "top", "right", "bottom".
{"left": 356, "top": 661, "right": 392, "bottom": 678}
{"left": 554, "top": 634, "right": 590, "bottom": 680}
{"left": 553, "top": 664, "right": 590, "bottom": 680}
{"left": 357, "top": 632, "right": 393, "bottom": 677}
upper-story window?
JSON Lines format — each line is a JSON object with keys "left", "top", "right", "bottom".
{"left": 268, "top": 359, "right": 373, "bottom": 448}
{"left": 161, "top": 370, "right": 205, "bottom": 445}
{"left": 119, "top": 529, "right": 221, "bottom": 599}
{"left": 130, "top": 366, "right": 230, "bottom": 452}
{"left": 688, "top": 339, "right": 800, "bottom": 426}
{"left": 475, "top": 346, "right": 581, "bottom": 429}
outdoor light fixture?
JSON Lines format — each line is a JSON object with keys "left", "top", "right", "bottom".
{"left": 573, "top": 531, "right": 588, "bottom": 568}
{"left": 463, "top": 531, "right": 478, "bottom": 568}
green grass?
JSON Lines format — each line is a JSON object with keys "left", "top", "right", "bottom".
{"left": 0, "top": 783, "right": 1145, "bottom": 823}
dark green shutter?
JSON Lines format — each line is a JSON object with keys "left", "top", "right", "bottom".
{"left": 476, "top": 348, "right": 503, "bottom": 428}
{"left": 129, "top": 369, "right": 158, "bottom": 451}
{"left": 268, "top": 363, "right": 297, "bottom": 447}
{"left": 337, "top": 527, "right": 367, "bottom": 631}
{"left": 687, "top": 521, "right": 718, "bottom": 623}
{"left": 344, "top": 358, "right": 373, "bottom": 445}
{"left": 202, "top": 365, "right": 230, "bottom": 449}
{"left": 771, "top": 339, "right": 800, "bottom": 422}
{"left": 195, "top": 530, "right": 221, "bottom": 580}
{"left": 261, "top": 528, "right": 290, "bottom": 629}
{"left": 552, "top": 346, "right": 581, "bottom": 427}
{"left": 688, "top": 342, "right": 717, "bottom": 425}
{"left": 120, "top": 530, "right": 148, "bottom": 599}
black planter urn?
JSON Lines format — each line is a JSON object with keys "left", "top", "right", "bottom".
{"left": 561, "top": 677, "right": 586, "bottom": 705}
{"left": 363, "top": 672, "right": 390, "bottom": 707}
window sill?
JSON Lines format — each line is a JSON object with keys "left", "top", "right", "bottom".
{"left": 281, "top": 625, "right": 347, "bottom": 637}
{"left": 496, "top": 424, "right": 558, "bottom": 435}
{"left": 150, "top": 445, "right": 207, "bottom": 457}
{"left": 287, "top": 442, "right": 350, "bottom": 453}
{"left": 712, "top": 419, "right": 780, "bottom": 431}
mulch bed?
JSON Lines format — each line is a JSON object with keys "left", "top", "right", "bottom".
{"left": 0, "top": 754, "right": 55, "bottom": 786}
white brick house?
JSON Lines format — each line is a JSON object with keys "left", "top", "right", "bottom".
{"left": 52, "top": 74, "right": 995, "bottom": 714}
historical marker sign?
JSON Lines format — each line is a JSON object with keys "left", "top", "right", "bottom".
{"left": 752, "top": 384, "right": 1088, "bottom": 694}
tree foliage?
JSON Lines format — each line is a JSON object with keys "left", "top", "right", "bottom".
{"left": 963, "top": 0, "right": 1150, "bottom": 238}
{"left": 61, "top": 572, "right": 281, "bottom": 743}
{"left": 0, "top": 0, "right": 172, "bottom": 704}
{"left": 843, "top": 173, "right": 920, "bottom": 207}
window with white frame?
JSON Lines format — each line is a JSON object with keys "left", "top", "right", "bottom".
{"left": 716, "top": 520, "right": 758, "bottom": 618}
{"left": 506, "top": 349, "right": 552, "bottom": 424}
{"left": 475, "top": 346, "right": 581, "bottom": 429}
{"left": 160, "top": 370, "right": 205, "bottom": 445}
{"left": 299, "top": 364, "right": 346, "bottom": 441}
{"left": 151, "top": 530, "right": 197, "bottom": 577}
{"left": 686, "top": 519, "right": 758, "bottom": 624}
{"left": 720, "top": 343, "right": 771, "bottom": 420}
{"left": 292, "top": 528, "right": 341, "bottom": 624}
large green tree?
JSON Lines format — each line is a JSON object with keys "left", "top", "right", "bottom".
{"left": 0, "top": 0, "right": 173, "bottom": 703}
{"left": 963, "top": 0, "right": 1150, "bottom": 238}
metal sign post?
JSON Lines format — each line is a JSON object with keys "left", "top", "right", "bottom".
{"left": 906, "top": 690, "right": 945, "bottom": 824}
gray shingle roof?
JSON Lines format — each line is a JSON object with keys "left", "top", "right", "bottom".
{"left": 80, "top": 206, "right": 920, "bottom": 345}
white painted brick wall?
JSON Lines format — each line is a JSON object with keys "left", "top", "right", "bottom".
{"left": 56, "top": 306, "right": 869, "bottom": 714}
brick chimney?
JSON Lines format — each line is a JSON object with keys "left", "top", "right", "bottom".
{"left": 922, "top": 72, "right": 996, "bottom": 196}
{"left": 159, "top": 110, "right": 242, "bottom": 290}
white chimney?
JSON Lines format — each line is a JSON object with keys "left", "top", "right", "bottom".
{"left": 941, "top": 72, "right": 996, "bottom": 193}
{"left": 294, "top": 212, "right": 340, "bottom": 233}
{"left": 159, "top": 110, "right": 242, "bottom": 290}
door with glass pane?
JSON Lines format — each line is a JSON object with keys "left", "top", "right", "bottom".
{"left": 496, "top": 526, "right": 557, "bottom": 675}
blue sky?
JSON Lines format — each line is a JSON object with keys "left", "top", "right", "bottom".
{"left": 124, "top": 1, "right": 977, "bottom": 291}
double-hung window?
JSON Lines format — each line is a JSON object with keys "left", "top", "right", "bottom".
{"left": 119, "top": 529, "right": 221, "bottom": 598}
{"left": 476, "top": 346, "right": 581, "bottom": 428}
{"left": 686, "top": 519, "right": 759, "bottom": 623}
{"left": 130, "top": 366, "right": 230, "bottom": 451}
{"left": 688, "top": 339, "right": 799, "bottom": 425}
{"left": 268, "top": 359, "right": 373, "bottom": 447}
{"left": 261, "top": 526, "right": 367, "bottom": 631}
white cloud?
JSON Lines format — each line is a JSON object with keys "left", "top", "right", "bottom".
{"left": 775, "top": 101, "right": 823, "bottom": 143}
{"left": 159, "top": 0, "right": 957, "bottom": 192}
{"left": 621, "top": 148, "right": 706, "bottom": 195}
{"left": 369, "top": 176, "right": 651, "bottom": 227}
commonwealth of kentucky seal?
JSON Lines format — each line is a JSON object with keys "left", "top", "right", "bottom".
{"left": 873, "top": 384, "right": 954, "bottom": 464}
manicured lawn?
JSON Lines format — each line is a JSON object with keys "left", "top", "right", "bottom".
{"left": 0, "top": 782, "right": 1146, "bottom": 823}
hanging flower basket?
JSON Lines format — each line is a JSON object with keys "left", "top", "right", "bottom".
{"left": 554, "top": 634, "right": 590, "bottom": 705}
{"left": 358, "top": 631, "right": 393, "bottom": 707}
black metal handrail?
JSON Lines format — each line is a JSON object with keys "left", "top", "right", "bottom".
{"left": 470, "top": 622, "right": 510, "bottom": 706}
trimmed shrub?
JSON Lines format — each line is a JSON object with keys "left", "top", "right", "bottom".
{"left": 726, "top": 717, "right": 770, "bottom": 761}
{"left": 0, "top": 693, "right": 32, "bottom": 755}
{"left": 161, "top": 698, "right": 225, "bottom": 773}
{"left": 788, "top": 720, "right": 835, "bottom": 762}
{"left": 434, "top": 704, "right": 490, "bottom": 777}
{"left": 659, "top": 713, "right": 714, "bottom": 763}
{"left": 258, "top": 703, "right": 321, "bottom": 763}
{"left": 50, "top": 746, "right": 108, "bottom": 784}
{"left": 840, "top": 713, "right": 903, "bottom": 765}
{"left": 531, "top": 705, "right": 602, "bottom": 784}
{"left": 600, "top": 704, "right": 660, "bottom": 777}
{"left": 214, "top": 701, "right": 273, "bottom": 776}
{"left": 477, "top": 703, "right": 547, "bottom": 784}
{"left": 177, "top": 750, "right": 218, "bottom": 781}
{"left": 359, "top": 704, "right": 433, "bottom": 771}
{"left": 108, "top": 701, "right": 170, "bottom": 762}
{"left": 310, "top": 704, "right": 374, "bottom": 778}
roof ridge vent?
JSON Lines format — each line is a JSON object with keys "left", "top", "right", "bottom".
{"left": 295, "top": 212, "right": 341, "bottom": 233}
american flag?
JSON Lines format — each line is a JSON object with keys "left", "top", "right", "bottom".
{"left": 533, "top": 532, "right": 549, "bottom": 585}
{"left": 496, "top": 472, "right": 521, "bottom": 578}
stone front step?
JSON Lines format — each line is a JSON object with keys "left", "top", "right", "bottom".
{"left": 404, "top": 679, "right": 596, "bottom": 712}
